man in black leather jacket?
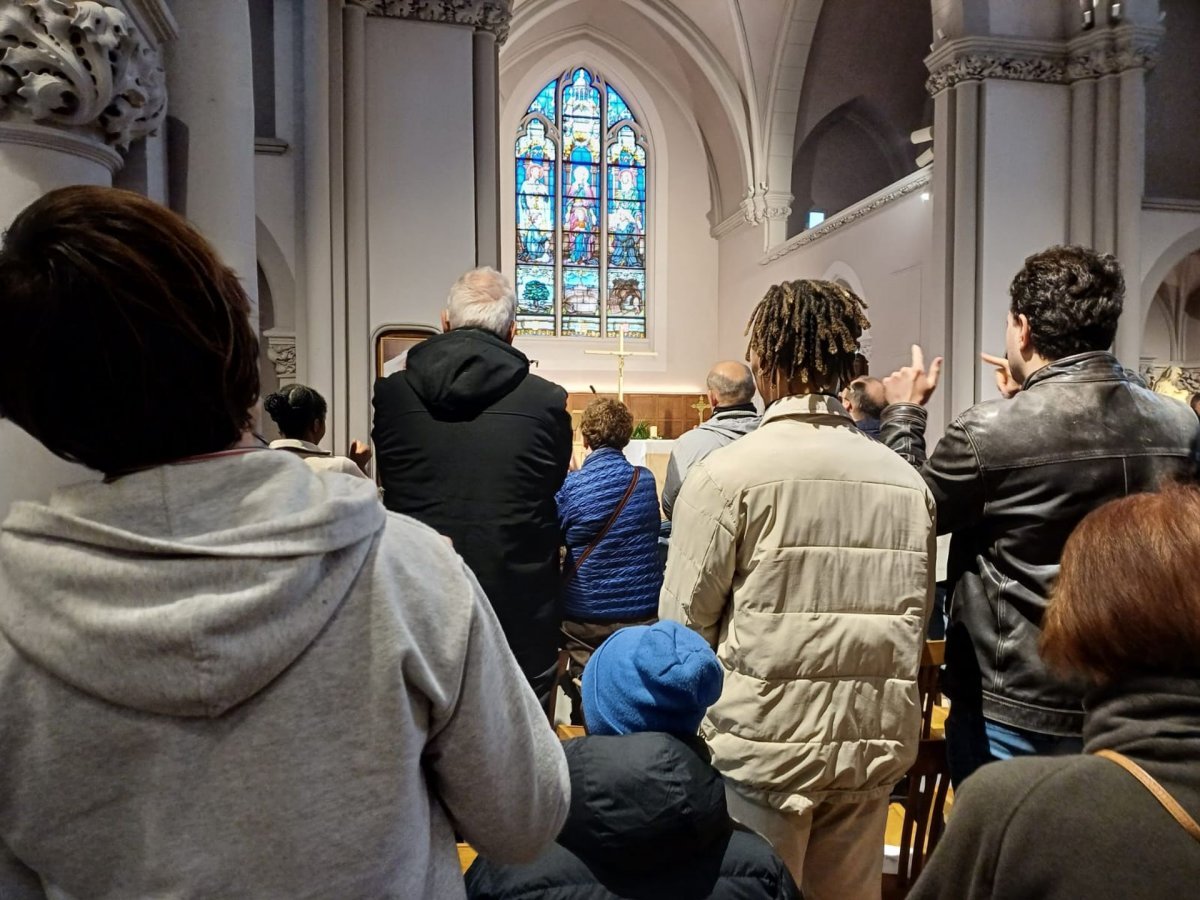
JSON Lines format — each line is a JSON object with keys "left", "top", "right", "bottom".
{"left": 879, "top": 245, "right": 1197, "bottom": 785}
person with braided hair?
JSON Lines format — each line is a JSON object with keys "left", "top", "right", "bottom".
{"left": 660, "top": 278, "right": 936, "bottom": 900}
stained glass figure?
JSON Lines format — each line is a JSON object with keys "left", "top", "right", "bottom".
{"left": 515, "top": 68, "right": 648, "bottom": 338}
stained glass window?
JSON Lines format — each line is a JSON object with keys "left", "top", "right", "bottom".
{"left": 514, "top": 69, "right": 649, "bottom": 338}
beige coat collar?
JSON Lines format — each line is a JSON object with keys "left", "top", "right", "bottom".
{"left": 760, "top": 393, "right": 852, "bottom": 426}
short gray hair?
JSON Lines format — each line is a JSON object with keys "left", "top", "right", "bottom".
{"left": 706, "top": 363, "right": 755, "bottom": 405}
{"left": 446, "top": 267, "right": 516, "bottom": 339}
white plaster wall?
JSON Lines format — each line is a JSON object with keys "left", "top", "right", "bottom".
{"left": 364, "top": 18, "right": 476, "bottom": 335}
{"left": 976, "top": 80, "right": 1071, "bottom": 366}
{"left": 716, "top": 187, "right": 939, "bottom": 431}
{"left": 1142, "top": 295, "right": 1173, "bottom": 360}
{"left": 500, "top": 44, "right": 720, "bottom": 393}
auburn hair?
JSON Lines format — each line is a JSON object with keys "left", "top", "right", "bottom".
{"left": 581, "top": 398, "right": 634, "bottom": 450}
{"left": 1042, "top": 483, "right": 1200, "bottom": 684}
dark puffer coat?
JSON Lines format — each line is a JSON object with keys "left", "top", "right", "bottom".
{"left": 371, "top": 328, "right": 573, "bottom": 683}
{"left": 465, "top": 732, "right": 802, "bottom": 900}
{"left": 557, "top": 447, "right": 663, "bottom": 621}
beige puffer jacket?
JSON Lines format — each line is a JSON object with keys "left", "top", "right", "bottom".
{"left": 660, "top": 394, "right": 936, "bottom": 814}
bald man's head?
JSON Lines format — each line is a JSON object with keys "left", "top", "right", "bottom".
{"left": 706, "top": 361, "right": 756, "bottom": 408}
{"left": 843, "top": 376, "right": 886, "bottom": 421}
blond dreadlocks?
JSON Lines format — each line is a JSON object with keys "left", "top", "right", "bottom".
{"left": 745, "top": 279, "right": 870, "bottom": 386}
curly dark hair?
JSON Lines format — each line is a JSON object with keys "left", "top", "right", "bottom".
{"left": 1009, "top": 246, "right": 1124, "bottom": 361}
{"left": 581, "top": 398, "right": 634, "bottom": 450}
{"left": 264, "top": 384, "right": 328, "bottom": 439}
{"left": 745, "top": 279, "right": 870, "bottom": 385}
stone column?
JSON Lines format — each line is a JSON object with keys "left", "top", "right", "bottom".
{"left": 165, "top": 0, "right": 258, "bottom": 325}
{"left": 0, "top": 0, "right": 169, "bottom": 515}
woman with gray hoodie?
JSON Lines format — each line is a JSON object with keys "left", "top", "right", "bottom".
{"left": 0, "top": 186, "right": 569, "bottom": 899}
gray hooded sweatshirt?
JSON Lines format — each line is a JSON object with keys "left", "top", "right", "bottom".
{"left": 661, "top": 410, "right": 761, "bottom": 519}
{"left": 0, "top": 450, "right": 569, "bottom": 899}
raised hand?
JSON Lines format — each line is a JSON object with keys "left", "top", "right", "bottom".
{"left": 883, "top": 344, "right": 944, "bottom": 407}
{"left": 981, "top": 353, "right": 1021, "bottom": 398}
{"left": 349, "top": 439, "right": 373, "bottom": 473}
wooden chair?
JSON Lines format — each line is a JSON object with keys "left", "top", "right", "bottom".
{"left": 882, "top": 739, "right": 952, "bottom": 900}
{"left": 918, "top": 640, "right": 945, "bottom": 740}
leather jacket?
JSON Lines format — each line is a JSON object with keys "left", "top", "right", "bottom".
{"left": 881, "top": 352, "right": 1197, "bottom": 735}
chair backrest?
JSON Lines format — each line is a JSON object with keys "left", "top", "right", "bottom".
{"left": 546, "top": 648, "right": 569, "bottom": 724}
{"left": 893, "top": 738, "right": 952, "bottom": 888}
{"left": 918, "top": 640, "right": 945, "bottom": 740}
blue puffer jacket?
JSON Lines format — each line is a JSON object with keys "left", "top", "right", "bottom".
{"left": 557, "top": 447, "right": 663, "bottom": 620}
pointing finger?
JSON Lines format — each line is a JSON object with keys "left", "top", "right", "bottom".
{"left": 911, "top": 344, "right": 925, "bottom": 372}
{"left": 980, "top": 352, "right": 1007, "bottom": 369}
{"left": 928, "top": 356, "right": 944, "bottom": 388}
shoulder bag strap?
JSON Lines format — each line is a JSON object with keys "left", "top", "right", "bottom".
{"left": 563, "top": 468, "right": 641, "bottom": 585}
{"left": 1093, "top": 749, "right": 1200, "bottom": 842}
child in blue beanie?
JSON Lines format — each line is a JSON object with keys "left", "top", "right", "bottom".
{"left": 582, "top": 619, "right": 723, "bottom": 737}
{"left": 466, "top": 619, "right": 802, "bottom": 900}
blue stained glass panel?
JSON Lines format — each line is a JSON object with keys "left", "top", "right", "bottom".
{"left": 606, "top": 317, "right": 646, "bottom": 338}
{"left": 562, "top": 68, "right": 600, "bottom": 119}
{"left": 606, "top": 84, "right": 633, "bottom": 127}
{"left": 517, "top": 265, "right": 555, "bottom": 315}
{"left": 563, "top": 116, "right": 600, "bottom": 164}
{"left": 518, "top": 314, "right": 557, "bottom": 336}
{"left": 527, "top": 79, "right": 556, "bottom": 119}
{"left": 607, "top": 126, "right": 646, "bottom": 167}
{"left": 609, "top": 165, "right": 645, "bottom": 203}
{"left": 516, "top": 229, "right": 555, "bottom": 265}
{"left": 515, "top": 119, "right": 556, "bottom": 162}
{"left": 562, "top": 268, "right": 600, "bottom": 318}
{"left": 607, "top": 200, "right": 645, "bottom": 236}
{"left": 608, "top": 233, "right": 645, "bottom": 269}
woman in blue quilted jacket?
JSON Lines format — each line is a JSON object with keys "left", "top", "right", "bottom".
{"left": 557, "top": 398, "right": 663, "bottom": 723}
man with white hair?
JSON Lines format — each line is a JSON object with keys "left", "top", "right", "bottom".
{"left": 373, "top": 267, "right": 573, "bottom": 707}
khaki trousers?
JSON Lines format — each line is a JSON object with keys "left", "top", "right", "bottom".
{"left": 726, "top": 785, "right": 888, "bottom": 900}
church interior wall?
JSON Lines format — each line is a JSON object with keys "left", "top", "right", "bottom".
{"left": 1145, "top": 0, "right": 1200, "bottom": 202}
{"left": 716, "top": 187, "right": 939, "bottom": 432}
{"left": 786, "top": 0, "right": 933, "bottom": 238}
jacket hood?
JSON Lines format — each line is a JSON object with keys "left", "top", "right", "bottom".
{"left": 558, "top": 732, "right": 730, "bottom": 871}
{"left": 700, "top": 410, "right": 761, "bottom": 440}
{"left": 404, "top": 328, "right": 529, "bottom": 417}
{"left": 0, "top": 450, "right": 386, "bottom": 718}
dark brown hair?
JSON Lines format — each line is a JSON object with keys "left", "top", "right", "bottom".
{"left": 581, "top": 398, "right": 634, "bottom": 450}
{"left": 0, "top": 186, "right": 259, "bottom": 474}
{"left": 1042, "top": 484, "right": 1200, "bottom": 684}
{"left": 1009, "top": 245, "right": 1124, "bottom": 361}
{"left": 745, "top": 279, "right": 869, "bottom": 385}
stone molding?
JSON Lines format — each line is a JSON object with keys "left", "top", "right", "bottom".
{"left": 348, "top": 0, "right": 513, "bottom": 43}
{"left": 0, "top": 120, "right": 122, "bottom": 171}
{"left": 925, "top": 27, "right": 1162, "bottom": 95}
{"left": 740, "top": 183, "right": 793, "bottom": 227}
{"left": 760, "top": 168, "right": 931, "bottom": 265}
{"left": 264, "top": 329, "right": 297, "bottom": 387}
{"left": 0, "top": 0, "right": 167, "bottom": 150}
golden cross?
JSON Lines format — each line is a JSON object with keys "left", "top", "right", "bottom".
{"left": 691, "top": 395, "right": 711, "bottom": 424}
{"left": 584, "top": 329, "right": 657, "bottom": 402}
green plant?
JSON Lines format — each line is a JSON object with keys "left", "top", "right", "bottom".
{"left": 631, "top": 420, "right": 651, "bottom": 440}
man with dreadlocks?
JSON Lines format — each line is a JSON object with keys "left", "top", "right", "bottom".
{"left": 659, "top": 278, "right": 936, "bottom": 900}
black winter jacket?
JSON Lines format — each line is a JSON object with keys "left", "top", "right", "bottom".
{"left": 909, "top": 675, "right": 1200, "bottom": 899}
{"left": 881, "top": 352, "right": 1197, "bottom": 735}
{"left": 465, "top": 732, "right": 802, "bottom": 900}
{"left": 371, "top": 328, "right": 573, "bottom": 678}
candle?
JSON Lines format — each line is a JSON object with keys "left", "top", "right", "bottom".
{"left": 649, "top": 425, "right": 659, "bottom": 439}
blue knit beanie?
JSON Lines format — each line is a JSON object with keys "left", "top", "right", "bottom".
{"left": 582, "top": 620, "right": 724, "bottom": 737}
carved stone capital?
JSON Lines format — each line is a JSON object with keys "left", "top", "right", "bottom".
{"left": 0, "top": 0, "right": 167, "bottom": 150}
{"left": 925, "top": 28, "right": 1163, "bottom": 96}
{"left": 349, "top": 0, "right": 513, "bottom": 43}
{"left": 1066, "top": 25, "right": 1164, "bottom": 80}
{"left": 264, "top": 331, "right": 298, "bottom": 386}
{"left": 740, "top": 184, "right": 792, "bottom": 226}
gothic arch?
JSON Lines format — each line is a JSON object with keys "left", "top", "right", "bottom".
{"left": 1142, "top": 224, "right": 1200, "bottom": 325}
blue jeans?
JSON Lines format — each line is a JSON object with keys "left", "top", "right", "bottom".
{"left": 945, "top": 703, "right": 1083, "bottom": 787}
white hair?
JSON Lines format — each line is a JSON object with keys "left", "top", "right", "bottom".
{"left": 446, "top": 267, "right": 516, "bottom": 339}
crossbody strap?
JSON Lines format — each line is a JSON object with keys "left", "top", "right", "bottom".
{"left": 1093, "top": 749, "right": 1200, "bottom": 842}
{"left": 563, "top": 469, "right": 641, "bottom": 585}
